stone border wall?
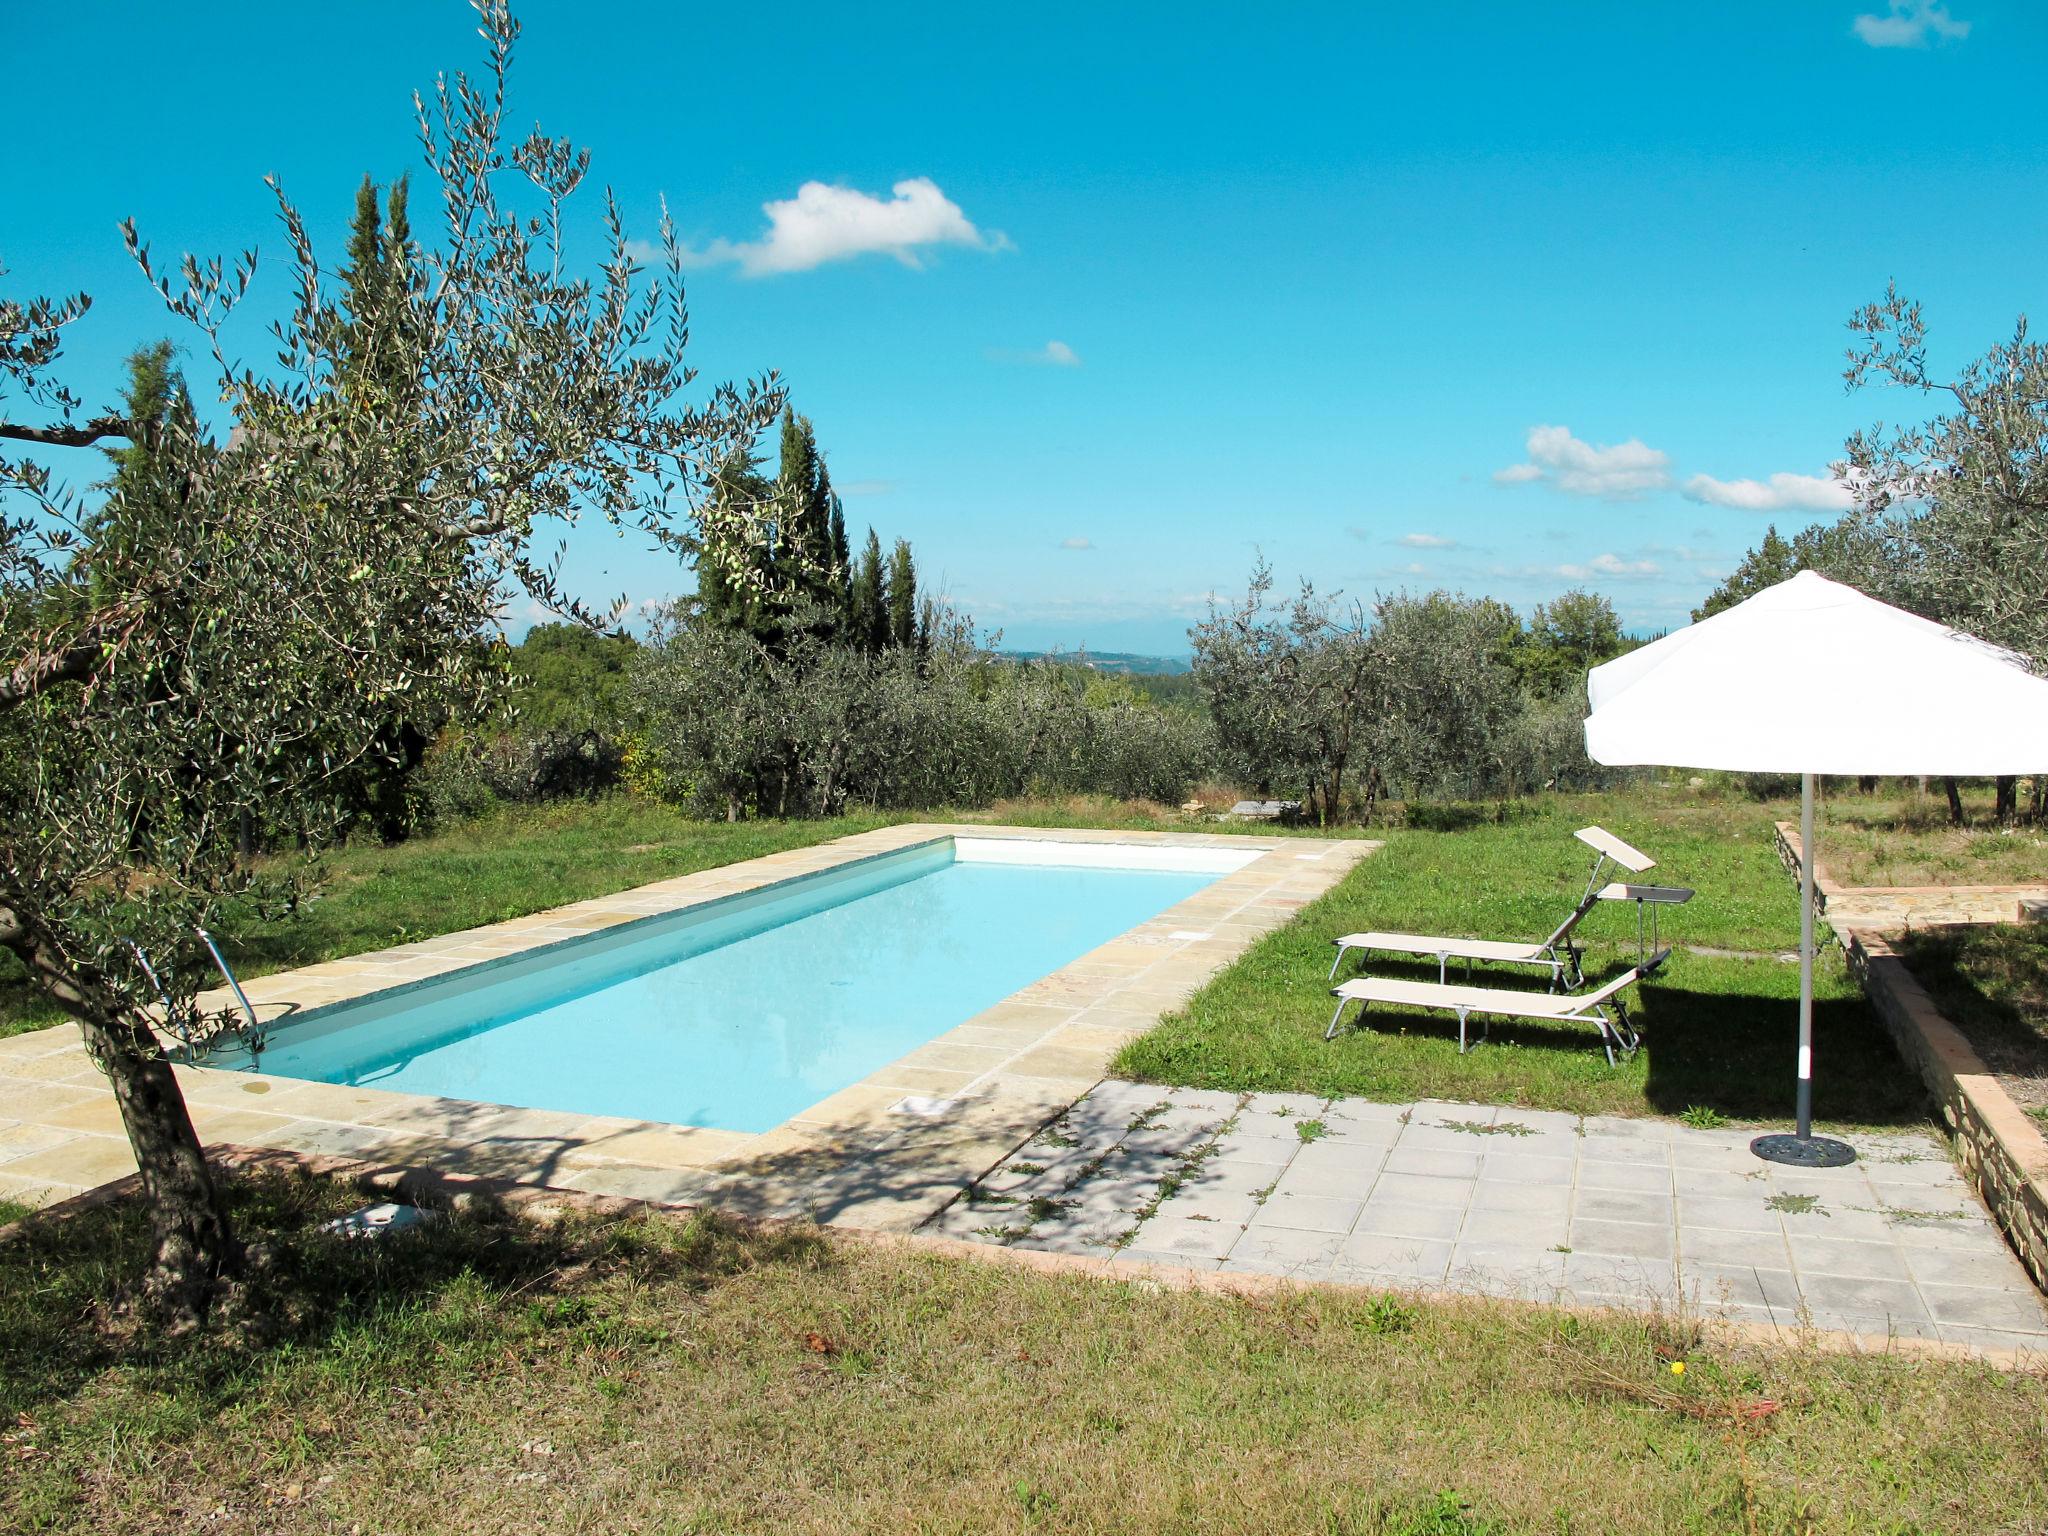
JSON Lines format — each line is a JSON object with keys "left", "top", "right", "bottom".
{"left": 1769, "top": 819, "right": 2048, "bottom": 1290}
{"left": 1841, "top": 928, "right": 2048, "bottom": 1293}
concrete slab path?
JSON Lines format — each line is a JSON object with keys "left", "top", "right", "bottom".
{"left": 932, "top": 1080, "right": 2048, "bottom": 1355}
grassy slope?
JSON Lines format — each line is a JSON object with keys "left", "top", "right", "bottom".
{"left": 5, "top": 1174, "right": 2044, "bottom": 1536}
{"left": 1119, "top": 792, "right": 1929, "bottom": 1126}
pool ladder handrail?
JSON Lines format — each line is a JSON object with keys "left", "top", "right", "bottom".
{"left": 123, "top": 926, "right": 261, "bottom": 1055}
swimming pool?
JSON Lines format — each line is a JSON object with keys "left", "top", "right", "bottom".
{"left": 220, "top": 837, "right": 1258, "bottom": 1133}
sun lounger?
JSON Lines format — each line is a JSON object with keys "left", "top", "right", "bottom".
{"left": 1324, "top": 964, "right": 1650, "bottom": 1067}
{"left": 1327, "top": 825, "right": 1662, "bottom": 989}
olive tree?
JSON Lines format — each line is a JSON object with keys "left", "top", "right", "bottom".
{"left": 0, "top": 0, "right": 780, "bottom": 1326}
{"left": 1194, "top": 565, "right": 1561, "bottom": 818}
{"left": 1368, "top": 591, "right": 1526, "bottom": 799}
{"left": 1191, "top": 561, "right": 1376, "bottom": 823}
{"left": 1843, "top": 283, "right": 2048, "bottom": 670}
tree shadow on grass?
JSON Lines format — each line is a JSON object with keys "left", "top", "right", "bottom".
{"left": 0, "top": 1165, "right": 829, "bottom": 1424}
{"left": 1396, "top": 800, "right": 1541, "bottom": 834}
{"left": 1636, "top": 978, "right": 1929, "bottom": 1129}
{"left": 0, "top": 1071, "right": 1068, "bottom": 1427}
{"left": 1889, "top": 927, "right": 2048, "bottom": 1087}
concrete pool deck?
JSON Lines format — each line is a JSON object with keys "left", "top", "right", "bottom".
{"left": 935, "top": 1080, "right": 2048, "bottom": 1354}
{"left": 0, "top": 824, "right": 1373, "bottom": 1232}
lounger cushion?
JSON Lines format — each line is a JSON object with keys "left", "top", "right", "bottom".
{"left": 1333, "top": 967, "right": 1641, "bottom": 1019}
{"left": 1331, "top": 932, "right": 1548, "bottom": 964}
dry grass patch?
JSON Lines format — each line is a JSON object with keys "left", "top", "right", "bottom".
{"left": 5, "top": 1173, "right": 2046, "bottom": 1534}
{"left": 1817, "top": 792, "right": 2048, "bottom": 890}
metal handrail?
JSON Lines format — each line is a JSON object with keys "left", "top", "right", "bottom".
{"left": 195, "top": 926, "right": 259, "bottom": 1035}
{"left": 122, "top": 927, "right": 262, "bottom": 1057}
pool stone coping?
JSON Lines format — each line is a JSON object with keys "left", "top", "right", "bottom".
{"left": 0, "top": 823, "right": 1376, "bottom": 1233}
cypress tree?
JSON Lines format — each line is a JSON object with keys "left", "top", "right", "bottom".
{"left": 338, "top": 178, "right": 387, "bottom": 394}
{"left": 774, "top": 407, "right": 812, "bottom": 582}
{"left": 820, "top": 462, "right": 850, "bottom": 629}
{"left": 331, "top": 175, "right": 436, "bottom": 841}
{"left": 96, "top": 342, "right": 199, "bottom": 547}
{"left": 343, "top": 177, "right": 384, "bottom": 315}
{"left": 887, "top": 538, "right": 918, "bottom": 650}
{"left": 852, "top": 528, "right": 887, "bottom": 652}
{"left": 336, "top": 175, "right": 424, "bottom": 413}
{"left": 384, "top": 175, "right": 411, "bottom": 259}
{"left": 696, "top": 549, "right": 736, "bottom": 627}
{"left": 823, "top": 466, "right": 848, "bottom": 573}
{"left": 699, "top": 449, "right": 770, "bottom": 633}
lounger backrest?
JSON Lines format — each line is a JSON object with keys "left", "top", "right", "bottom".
{"left": 1578, "top": 967, "right": 1643, "bottom": 1007}
{"left": 1540, "top": 828, "right": 1660, "bottom": 950}
{"left": 1575, "top": 826, "right": 1655, "bottom": 873}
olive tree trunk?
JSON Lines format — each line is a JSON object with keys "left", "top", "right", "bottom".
{"left": 87, "top": 1006, "right": 239, "bottom": 1325}
{"left": 2, "top": 907, "right": 236, "bottom": 1324}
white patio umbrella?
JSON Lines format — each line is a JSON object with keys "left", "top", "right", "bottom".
{"left": 1583, "top": 570, "right": 2048, "bottom": 1166}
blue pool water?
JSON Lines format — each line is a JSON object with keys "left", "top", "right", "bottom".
{"left": 234, "top": 840, "right": 1227, "bottom": 1132}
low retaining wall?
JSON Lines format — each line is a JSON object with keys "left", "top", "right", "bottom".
{"left": 1842, "top": 928, "right": 2048, "bottom": 1293}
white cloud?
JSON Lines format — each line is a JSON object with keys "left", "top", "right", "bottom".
{"left": 1060, "top": 536, "right": 1094, "bottom": 551}
{"left": 1681, "top": 471, "right": 1854, "bottom": 514}
{"left": 837, "top": 479, "right": 895, "bottom": 497}
{"left": 680, "top": 177, "right": 1006, "bottom": 276}
{"left": 1494, "top": 425, "right": 1671, "bottom": 499}
{"left": 1397, "top": 532, "right": 1458, "bottom": 549}
{"left": 1853, "top": 2, "right": 1970, "bottom": 47}
{"left": 1558, "top": 553, "right": 1663, "bottom": 580}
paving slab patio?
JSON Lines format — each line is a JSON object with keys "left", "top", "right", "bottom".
{"left": 931, "top": 1080, "right": 2048, "bottom": 1354}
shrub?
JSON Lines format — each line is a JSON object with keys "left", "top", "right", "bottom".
{"left": 626, "top": 603, "right": 1220, "bottom": 818}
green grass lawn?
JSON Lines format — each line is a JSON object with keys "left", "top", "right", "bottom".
{"left": 0, "top": 793, "right": 1386, "bottom": 1041}
{"left": 5, "top": 1171, "right": 2044, "bottom": 1536}
{"left": 1120, "top": 792, "right": 1932, "bottom": 1127}
{"left": 5, "top": 786, "right": 1935, "bottom": 1132}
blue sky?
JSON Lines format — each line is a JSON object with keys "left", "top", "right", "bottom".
{"left": 8, "top": 0, "right": 2044, "bottom": 652}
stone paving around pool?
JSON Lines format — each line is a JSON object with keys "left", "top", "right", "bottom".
{"left": 929, "top": 1080, "right": 2048, "bottom": 1355}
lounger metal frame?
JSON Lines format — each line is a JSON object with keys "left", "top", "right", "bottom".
{"left": 1324, "top": 965, "right": 1649, "bottom": 1068}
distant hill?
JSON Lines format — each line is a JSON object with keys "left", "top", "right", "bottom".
{"left": 1002, "top": 650, "right": 1193, "bottom": 676}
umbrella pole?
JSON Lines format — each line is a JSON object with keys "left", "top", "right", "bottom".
{"left": 1797, "top": 769, "right": 1815, "bottom": 1138}
{"left": 1752, "top": 772, "right": 1856, "bottom": 1168}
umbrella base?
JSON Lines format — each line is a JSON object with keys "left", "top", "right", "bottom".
{"left": 1750, "top": 1133, "right": 1857, "bottom": 1168}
